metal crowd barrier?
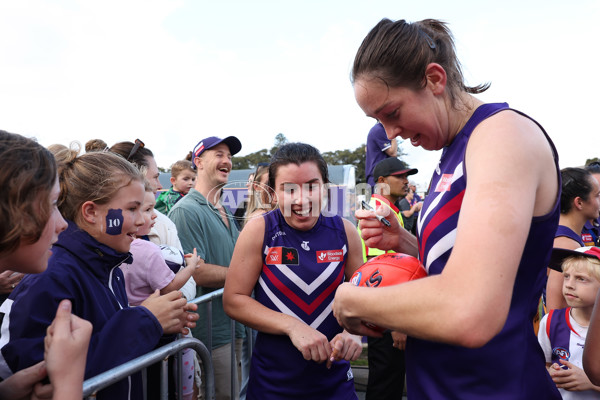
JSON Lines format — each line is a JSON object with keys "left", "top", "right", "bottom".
{"left": 82, "top": 288, "right": 249, "bottom": 400}
{"left": 189, "top": 288, "right": 240, "bottom": 400}
{"left": 82, "top": 336, "right": 214, "bottom": 399}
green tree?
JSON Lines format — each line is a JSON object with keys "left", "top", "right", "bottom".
{"left": 322, "top": 141, "right": 408, "bottom": 184}
{"left": 585, "top": 157, "right": 599, "bottom": 166}
{"left": 270, "top": 133, "right": 288, "bottom": 156}
{"left": 232, "top": 133, "right": 288, "bottom": 170}
{"left": 232, "top": 148, "right": 271, "bottom": 170}
{"left": 322, "top": 144, "right": 368, "bottom": 183}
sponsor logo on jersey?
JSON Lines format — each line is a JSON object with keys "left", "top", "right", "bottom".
{"left": 435, "top": 174, "right": 453, "bottom": 192}
{"left": 552, "top": 346, "right": 570, "bottom": 361}
{"left": 582, "top": 233, "right": 593, "bottom": 244}
{"left": 301, "top": 241, "right": 310, "bottom": 251}
{"left": 316, "top": 249, "right": 343, "bottom": 263}
{"left": 266, "top": 246, "right": 299, "bottom": 265}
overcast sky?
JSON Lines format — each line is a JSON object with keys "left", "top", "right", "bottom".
{"left": 1, "top": 0, "right": 598, "bottom": 190}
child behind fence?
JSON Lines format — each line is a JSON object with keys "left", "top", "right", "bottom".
{"left": 0, "top": 147, "right": 198, "bottom": 400}
{"left": 121, "top": 181, "right": 200, "bottom": 400}
{"left": 539, "top": 247, "right": 600, "bottom": 398}
{"left": 155, "top": 159, "right": 196, "bottom": 214}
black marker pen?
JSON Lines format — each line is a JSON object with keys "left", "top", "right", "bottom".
{"left": 361, "top": 200, "right": 391, "bottom": 227}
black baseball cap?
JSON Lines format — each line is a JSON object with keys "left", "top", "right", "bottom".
{"left": 373, "top": 158, "right": 418, "bottom": 182}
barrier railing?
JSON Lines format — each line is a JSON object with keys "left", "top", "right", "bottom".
{"left": 189, "top": 288, "right": 237, "bottom": 400}
{"left": 82, "top": 336, "right": 214, "bottom": 399}
{"left": 82, "top": 288, "right": 244, "bottom": 400}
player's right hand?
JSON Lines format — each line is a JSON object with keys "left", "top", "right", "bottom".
{"left": 356, "top": 209, "right": 402, "bottom": 252}
{"left": 288, "top": 322, "right": 331, "bottom": 364}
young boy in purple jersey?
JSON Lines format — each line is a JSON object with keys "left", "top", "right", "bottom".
{"left": 224, "top": 143, "right": 364, "bottom": 400}
{"left": 539, "top": 247, "right": 600, "bottom": 398}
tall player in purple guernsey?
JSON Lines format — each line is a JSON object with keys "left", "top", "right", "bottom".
{"left": 224, "top": 143, "right": 364, "bottom": 400}
{"left": 333, "top": 18, "right": 562, "bottom": 399}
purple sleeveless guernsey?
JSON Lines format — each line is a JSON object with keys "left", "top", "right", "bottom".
{"left": 410, "top": 103, "right": 561, "bottom": 399}
{"left": 247, "top": 209, "right": 356, "bottom": 400}
{"left": 545, "top": 308, "right": 578, "bottom": 365}
{"left": 555, "top": 225, "right": 585, "bottom": 247}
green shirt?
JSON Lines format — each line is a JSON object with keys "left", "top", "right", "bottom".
{"left": 155, "top": 187, "right": 183, "bottom": 215}
{"left": 168, "top": 188, "right": 244, "bottom": 349}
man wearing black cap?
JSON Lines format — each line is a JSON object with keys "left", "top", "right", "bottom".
{"left": 169, "top": 136, "right": 244, "bottom": 400}
{"left": 364, "top": 157, "right": 417, "bottom": 400}
{"left": 372, "top": 158, "right": 418, "bottom": 205}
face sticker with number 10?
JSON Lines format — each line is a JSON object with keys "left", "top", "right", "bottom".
{"left": 106, "top": 209, "right": 124, "bottom": 235}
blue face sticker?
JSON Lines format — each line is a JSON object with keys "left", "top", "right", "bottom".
{"left": 106, "top": 209, "right": 124, "bottom": 235}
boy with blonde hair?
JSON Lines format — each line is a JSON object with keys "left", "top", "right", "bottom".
{"left": 538, "top": 247, "right": 600, "bottom": 399}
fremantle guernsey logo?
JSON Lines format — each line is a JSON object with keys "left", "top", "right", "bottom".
{"left": 552, "top": 347, "right": 570, "bottom": 361}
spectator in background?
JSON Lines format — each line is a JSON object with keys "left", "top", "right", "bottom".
{"left": 110, "top": 139, "right": 197, "bottom": 398}
{"left": 583, "top": 161, "right": 600, "bottom": 246}
{"left": 539, "top": 247, "right": 600, "bottom": 398}
{"left": 0, "top": 148, "right": 198, "bottom": 400}
{"left": 408, "top": 181, "right": 421, "bottom": 203}
{"left": 242, "top": 163, "right": 273, "bottom": 226}
{"left": 155, "top": 160, "right": 196, "bottom": 215}
{"left": 169, "top": 136, "right": 245, "bottom": 400}
{"left": 546, "top": 167, "right": 600, "bottom": 311}
{"left": 234, "top": 163, "right": 269, "bottom": 228}
{"left": 398, "top": 188, "right": 422, "bottom": 235}
{"left": 365, "top": 122, "right": 397, "bottom": 188}
{"left": 47, "top": 143, "right": 69, "bottom": 155}
{"left": 109, "top": 140, "right": 184, "bottom": 252}
{"left": 84, "top": 138, "right": 108, "bottom": 152}
{"left": 121, "top": 182, "right": 200, "bottom": 400}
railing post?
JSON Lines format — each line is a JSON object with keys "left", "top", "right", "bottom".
{"left": 206, "top": 300, "right": 213, "bottom": 356}
{"left": 160, "top": 357, "right": 169, "bottom": 399}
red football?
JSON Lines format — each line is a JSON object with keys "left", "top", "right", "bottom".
{"left": 350, "top": 253, "right": 427, "bottom": 332}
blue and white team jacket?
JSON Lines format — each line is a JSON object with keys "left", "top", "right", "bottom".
{"left": 0, "top": 221, "right": 164, "bottom": 400}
